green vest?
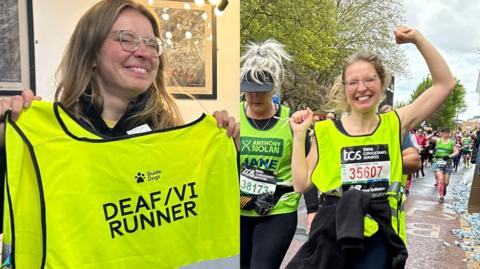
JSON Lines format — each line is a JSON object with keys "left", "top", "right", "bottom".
{"left": 435, "top": 139, "right": 454, "bottom": 157}
{"left": 462, "top": 137, "right": 472, "bottom": 152}
{"left": 239, "top": 102, "right": 300, "bottom": 216}
{"left": 312, "top": 111, "right": 404, "bottom": 241}
{"left": 4, "top": 101, "right": 239, "bottom": 268}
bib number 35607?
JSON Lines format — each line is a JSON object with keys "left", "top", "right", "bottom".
{"left": 340, "top": 145, "right": 391, "bottom": 191}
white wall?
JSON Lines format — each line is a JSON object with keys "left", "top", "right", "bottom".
{"left": 32, "top": 0, "right": 239, "bottom": 121}
{"left": 33, "top": 0, "right": 99, "bottom": 100}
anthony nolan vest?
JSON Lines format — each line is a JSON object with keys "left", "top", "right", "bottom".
{"left": 239, "top": 102, "right": 300, "bottom": 216}
{"left": 312, "top": 111, "right": 405, "bottom": 243}
{"left": 3, "top": 101, "right": 239, "bottom": 269}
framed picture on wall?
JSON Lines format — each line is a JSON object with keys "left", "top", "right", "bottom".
{"left": 140, "top": 0, "right": 217, "bottom": 99}
{"left": 0, "top": 0, "right": 36, "bottom": 96}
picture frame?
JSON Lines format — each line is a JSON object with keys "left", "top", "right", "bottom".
{"left": 141, "top": 0, "right": 217, "bottom": 99}
{"left": 0, "top": 0, "right": 36, "bottom": 96}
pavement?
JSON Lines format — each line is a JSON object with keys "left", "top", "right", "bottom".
{"left": 2, "top": 165, "right": 478, "bottom": 268}
{"left": 281, "top": 164, "right": 480, "bottom": 269}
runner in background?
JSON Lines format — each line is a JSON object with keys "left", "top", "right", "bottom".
{"left": 461, "top": 131, "right": 473, "bottom": 168}
{"left": 453, "top": 134, "right": 462, "bottom": 172}
{"left": 428, "top": 127, "right": 459, "bottom": 203}
{"left": 414, "top": 128, "right": 427, "bottom": 177}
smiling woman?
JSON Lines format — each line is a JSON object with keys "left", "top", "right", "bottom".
{"left": 52, "top": 1, "right": 181, "bottom": 130}
{"left": 287, "top": 27, "right": 455, "bottom": 269}
{"left": 0, "top": 0, "right": 240, "bottom": 268}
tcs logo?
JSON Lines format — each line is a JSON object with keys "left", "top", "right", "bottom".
{"left": 343, "top": 150, "right": 362, "bottom": 161}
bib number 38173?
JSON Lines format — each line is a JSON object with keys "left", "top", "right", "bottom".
{"left": 240, "top": 166, "right": 277, "bottom": 196}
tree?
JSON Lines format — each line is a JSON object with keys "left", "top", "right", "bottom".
{"left": 281, "top": 64, "right": 330, "bottom": 112}
{"left": 332, "top": 0, "right": 407, "bottom": 78}
{"left": 241, "top": 0, "right": 408, "bottom": 112}
{"left": 393, "top": 100, "right": 408, "bottom": 109}
{"left": 241, "top": 0, "right": 338, "bottom": 72}
{"left": 408, "top": 77, "right": 467, "bottom": 129}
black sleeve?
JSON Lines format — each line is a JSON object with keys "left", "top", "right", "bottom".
{"left": 304, "top": 186, "right": 319, "bottom": 213}
{"left": 302, "top": 133, "right": 318, "bottom": 213}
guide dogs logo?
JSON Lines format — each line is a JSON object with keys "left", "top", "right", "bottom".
{"left": 135, "top": 169, "right": 161, "bottom": 183}
{"left": 135, "top": 173, "right": 146, "bottom": 183}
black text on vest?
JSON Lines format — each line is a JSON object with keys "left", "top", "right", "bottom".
{"left": 102, "top": 181, "right": 199, "bottom": 239}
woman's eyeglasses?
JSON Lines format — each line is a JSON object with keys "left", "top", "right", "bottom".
{"left": 344, "top": 75, "right": 379, "bottom": 90}
{"left": 111, "top": 30, "right": 164, "bottom": 57}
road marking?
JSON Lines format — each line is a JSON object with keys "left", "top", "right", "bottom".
{"left": 406, "top": 208, "right": 456, "bottom": 220}
{"left": 407, "top": 223, "right": 440, "bottom": 238}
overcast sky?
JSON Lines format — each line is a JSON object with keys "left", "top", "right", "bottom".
{"left": 394, "top": 0, "right": 480, "bottom": 121}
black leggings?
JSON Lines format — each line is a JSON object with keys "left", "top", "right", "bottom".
{"left": 241, "top": 212, "right": 297, "bottom": 269}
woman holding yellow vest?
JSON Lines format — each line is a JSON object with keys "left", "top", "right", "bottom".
{"left": 286, "top": 27, "right": 455, "bottom": 269}
{"left": 0, "top": 0, "right": 239, "bottom": 268}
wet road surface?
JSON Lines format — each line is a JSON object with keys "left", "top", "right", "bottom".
{"left": 282, "top": 164, "right": 479, "bottom": 268}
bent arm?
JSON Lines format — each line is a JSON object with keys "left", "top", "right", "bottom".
{"left": 291, "top": 132, "right": 317, "bottom": 193}
{"left": 397, "top": 34, "right": 456, "bottom": 137}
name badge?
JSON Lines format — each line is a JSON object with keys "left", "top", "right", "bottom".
{"left": 240, "top": 166, "right": 277, "bottom": 196}
{"left": 340, "top": 144, "right": 390, "bottom": 194}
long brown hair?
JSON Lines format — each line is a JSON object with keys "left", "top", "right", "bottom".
{"left": 55, "top": 0, "right": 183, "bottom": 129}
{"left": 327, "top": 51, "right": 390, "bottom": 113}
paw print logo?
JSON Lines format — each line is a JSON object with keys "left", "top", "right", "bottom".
{"left": 135, "top": 172, "right": 145, "bottom": 183}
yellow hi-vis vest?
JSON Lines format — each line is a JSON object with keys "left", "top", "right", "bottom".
{"left": 311, "top": 111, "right": 404, "bottom": 242}
{"left": 3, "top": 101, "right": 239, "bottom": 269}
{"left": 399, "top": 175, "right": 408, "bottom": 246}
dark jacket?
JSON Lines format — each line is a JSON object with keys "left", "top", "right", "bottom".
{"left": 286, "top": 189, "right": 408, "bottom": 269}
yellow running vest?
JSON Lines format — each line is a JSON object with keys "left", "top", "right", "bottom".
{"left": 4, "top": 101, "right": 239, "bottom": 268}
{"left": 311, "top": 112, "right": 404, "bottom": 241}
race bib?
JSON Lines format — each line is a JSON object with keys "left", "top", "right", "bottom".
{"left": 340, "top": 144, "right": 390, "bottom": 194}
{"left": 436, "top": 159, "right": 447, "bottom": 166}
{"left": 240, "top": 166, "right": 277, "bottom": 195}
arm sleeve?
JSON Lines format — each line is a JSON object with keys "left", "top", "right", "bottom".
{"left": 304, "top": 186, "right": 319, "bottom": 213}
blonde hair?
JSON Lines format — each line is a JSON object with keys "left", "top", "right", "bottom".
{"left": 55, "top": 0, "right": 183, "bottom": 130}
{"left": 327, "top": 51, "right": 391, "bottom": 112}
{"left": 240, "top": 39, "right": 292, "bottom": 92}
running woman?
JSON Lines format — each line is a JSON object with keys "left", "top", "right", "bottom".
{"left": 429, "top": 127, "right": 459, "bottom": 202}
{"left": 286, "top": 27, "right": 455, "bottom": 269}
